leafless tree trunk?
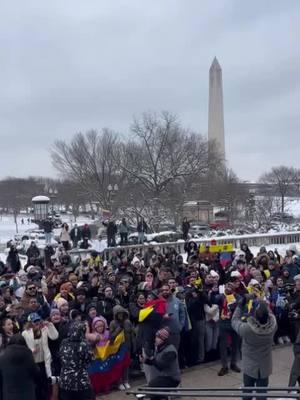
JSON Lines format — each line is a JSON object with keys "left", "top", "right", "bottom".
{"left": 260, "top": 166, "right": 300, "bottom": 213}
{"left": 51, "top": 130, "right": 123, "bottom": 208}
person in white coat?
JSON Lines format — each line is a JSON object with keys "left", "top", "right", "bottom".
{"left": 22, "top": 312, "right": 59, "bottom": 399}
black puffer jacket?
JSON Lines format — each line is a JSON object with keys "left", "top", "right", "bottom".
{"left": 0, "top": 343, "right": 39, "bottom": 400}
{"left": 289, "top": 332, "right": 300, "bottom": 386}
{"left": 59, "top": 322, "right": 92, "bottom": 392}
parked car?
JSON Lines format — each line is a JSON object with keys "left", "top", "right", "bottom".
{"left": 189, "top": 224, "right": 210, "bottom": 237}
{"left": 271, "top": 213, "right": 294, "bottom": 223}
{"left": 149, "top": 231, "right": 183, "bottom": 243}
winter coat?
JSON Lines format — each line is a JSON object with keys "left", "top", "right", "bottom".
{"left": 0, "top": 343, "right": 39, "bottom": 400}
{"left": 48, "top": 321, "right": 70, "bottom": 375}
{"left": 59, "top": 322, "right": 92, "bottom": 392}
{"left": 119, "top": 222, "right": 128, "bottom": 234}
{"left": 129, "top": 302, "right": 143, "bottom": 326}
{"left": 43, "top": 219, "right": 53, "bottom": 233}
{"left": 164, "top": 295, "right": 186, "bottom": 334}
{"left": 21, "top": 302, "right": 51, "bottom": 325}
{"left": 60, "top": 228, "right": 70, "bottom": 242}
{"left": 144, "top": 342, "right": 181, "bottom": 383}
{"left": 26, "top": 245, "right": 40, "bottom": 260}
{"left": 137, "top": 221, "right": 148, "bottom": 233}
{"left": 186, "top": 291, "right": 209, "bottom": 322}
{"left": 182, "top": 221, "right": 190, "bottom": 234}
{"left": 109, "top": 305, "right": 135, "bottom": 354}
{"left": 22, "top": 322, "right": 59, "bottom": 377}
{"left": 96, "top": 297, "right": 119, "bottom": 324}
{"left": 6, "top": 250, "right": 21, "bottom": 273}
{"left": 81, "top": 226, "right": 91, "bottom": 240}
{"left": 285, "top": 263, "right": 300, "bottom": 279}
{"left": 231, "top": 306, "right": 277, "bottom": 379}
{"left": 70, "top": 227, "right": 82, "bottom": 242}
{"left": 107, "top": 222, "right": 117, "bottom": 237}
{"left": 289, "top": 332, "right": 300, "bottom": 386}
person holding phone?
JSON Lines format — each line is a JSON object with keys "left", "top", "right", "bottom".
{"left": 22, "top": 313, "right": 58, "bottom": 399}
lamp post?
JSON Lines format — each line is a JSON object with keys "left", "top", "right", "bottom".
{"left": 44, "top": 186, "right": 58, "bottom": 217}
{"left": 107, "top": 184, "right": 119, "bottom": 216}
{"left": 197, "top": 201, "right": 200, "bottom": 223}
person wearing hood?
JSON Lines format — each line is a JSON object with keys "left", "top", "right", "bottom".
{"left": 81, "top": 224, "right": 92, "bottom": 240}
{"left": 142, "top": 327, "right": 181, "bottom": 397}
{"left": 0, "top": 334, "right": 39, "bottom": 400}
{"left": 86, "top": 316, "right": 110, "bottom": 394}
{"left": 6, "top": 245, "right": 21, "bottom": 273}
{"left": 241, "top": 243, "right": 254, "bottom": 265}
{"left": 109, "top": 305, "right": 135, "bottom": 390}
{"left": 59, "top": 321, "right": 93, "bottom": 400}
{"left": 232, "top": 299, "right": 277, "bottom": 400}
{"left": 26, "top": 241, "right": 40, "bottom": 261}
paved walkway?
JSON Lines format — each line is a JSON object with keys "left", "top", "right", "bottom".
{"left": 98, "top": 345, "right": 294, "bottom": 400}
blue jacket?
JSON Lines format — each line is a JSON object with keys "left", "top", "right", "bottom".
{"left": 165, "top": 296, "right": 186, "bottom": 334}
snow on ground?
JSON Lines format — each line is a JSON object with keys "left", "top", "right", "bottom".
{"left": 286, "top": 198, "right": 300, "bottom": 218}
{"left": 0, "top": 216, "right": 38, "bottom": 245}
{"left": 0, "top": 214, "right": 96, "bottom": 245}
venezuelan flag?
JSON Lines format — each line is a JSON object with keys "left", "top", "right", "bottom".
{"left": 88, "top": 331, "right": 130, "bottom": 394}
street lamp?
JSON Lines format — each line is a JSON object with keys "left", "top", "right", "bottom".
{"left": 107, "top": 184, "right": 119, "bottom": 215}
{"left": 44, "top": 186, "right": 58, "bottom": 216}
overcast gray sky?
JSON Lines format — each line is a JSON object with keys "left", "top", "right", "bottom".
{"left": 1, "top": 0, "right": 299, "bottom": 181}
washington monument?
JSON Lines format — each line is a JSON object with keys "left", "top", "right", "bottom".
{"left": 208, "top": 57, "right": 225, "bottom": 159}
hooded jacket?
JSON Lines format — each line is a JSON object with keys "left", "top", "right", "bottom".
{"left": 145, "top": 341, "right": 181, "bottom": 383}
{"left": 231, "top": 305, "right": 277, "bottom": 379}
{"left": 92, "top": 316, "right": 110, "bottom": 346}
{"left": 109, "top": 305, "right": 135, "bottom": 353}
{"left": 59, "top": 322, "right": 92, "bottom": 391}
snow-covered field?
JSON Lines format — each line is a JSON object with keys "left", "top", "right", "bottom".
{"left": 0, "top": 214, "right": 97, "bottom": 245}
{"left": 0, "top": 216, "right": 38, "bottom": 245}
{"left": 286, "top": 198, "right": 300, "bottom": 217}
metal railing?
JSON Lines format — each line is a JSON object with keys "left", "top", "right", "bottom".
{"left": 128, "top": 386, "right": 300, "bottom": 399}
{"left": 11, "top": 230, "right": 300, "bottom": 264}
{"left": 67, "top": 231, "right": 300, "bottom": 261}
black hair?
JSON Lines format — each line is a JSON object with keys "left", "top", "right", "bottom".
{"left": 8, "top": 333, "right": 27, "bottom": 347}
{"left": 255, "top": 301, "right": 269, "bottom": 325}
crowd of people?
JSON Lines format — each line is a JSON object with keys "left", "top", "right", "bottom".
{"left": 0, "top": 220, "right": 300, "bottom": 399}
{"left": 42, "top": 217, "right": 149, "bottom": 248}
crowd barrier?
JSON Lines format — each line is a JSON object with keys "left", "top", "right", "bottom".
{"left": 68, "top": 231, "right": 300, "bottom": 261}
{"left": 128, "top": 386, "right": 300, "bottom": 399}
{"left": 2, "top": 231, "right": 299, "bottom": 264}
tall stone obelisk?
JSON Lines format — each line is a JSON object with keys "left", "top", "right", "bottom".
{"left": 208, "top": 57, "right": 225, "bottom": 159}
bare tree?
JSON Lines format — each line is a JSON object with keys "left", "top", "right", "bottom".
{"left": 260, "top": 166, "right": 299, "bottom": 213}
{"left": 253, "top": 196, "right": 282, "bottom": 229}
{"left": 51, "top": 130, "right": 123, "bottom": 209}
{"left": 120, "top": 112, "right": 219, "bottom": 227}
{"left": 0, "top": 178, "right": 40, "bottom": 232}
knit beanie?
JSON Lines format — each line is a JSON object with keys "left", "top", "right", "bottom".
{"left": 50, "top": 309, "right": 61, "bottom": 317}
{"left": 56, "top": 297, "right": 68, "bottom": 309}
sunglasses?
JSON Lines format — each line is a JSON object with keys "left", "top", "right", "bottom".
{"left": 27, "top": 287, "right": 36, "bottom": 291}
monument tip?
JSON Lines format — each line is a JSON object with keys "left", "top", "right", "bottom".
{"left": 210, "top": 57, "right": 221, "bottom": 70}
